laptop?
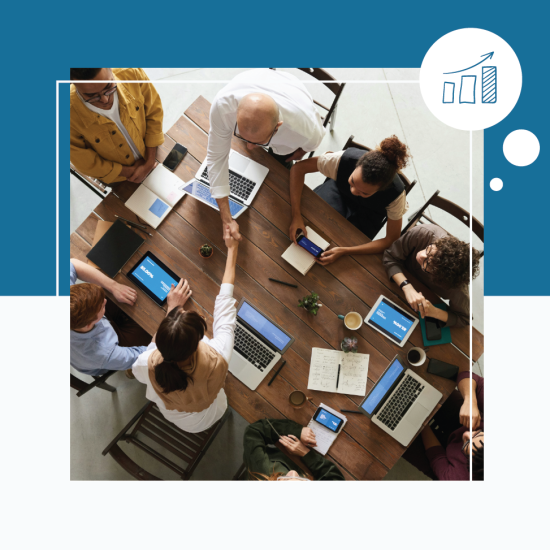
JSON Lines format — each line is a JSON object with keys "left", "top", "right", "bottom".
{"left": 195, "top": 150, "right": 269, "bottom": 206}
{"left": 229, "top": 298, "right": 294, "bottom": 391}
{"left": 359, "top": 355, "right": 442, "bottom": 446}
{"left": 179, "top": 179, "right": 248, "bottom": 219}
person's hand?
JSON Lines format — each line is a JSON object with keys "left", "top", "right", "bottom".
{"left": 316, "top": 247, "right": 345, "bottom": 266}
{"left": 128, "top": 160, "right": 155, "bottom": 183}
{"left": 403, "top": 285, "right": 428, "bottom": 316}
{"left": 300, "top": 427, "right": 317, "bottom": 448}
{"left": 286, "top": 148, "right": 306, "bottom": 162}
{"left": 279, "top": 434, "right": 310, "bottom": 457}
{"left": 223, "top": 223, "right": 240, "bottom": 251}
{"left": 289, "top": 215, "right": 307, "bottom": 245}
{"left": 166, "top": 278, "right": 192, "bottom": 313}
{"left": 224, "top": 219, "right": 242, "bottom": 242}
{"left": 111, "top": 282, "right": 137, "bottom": 305}
{"left": 460, "top": 398, "right": 481, "bottom": 430}
{"left": 422, "top": 299, "right": 438, "bottom": 319}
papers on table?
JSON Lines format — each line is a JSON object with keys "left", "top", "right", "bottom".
{"left": 281, "top": 226, "right": 330, "bottom": 276}
{"left": 307, "top": 403, "right": 347, "bottom": 455}
{"left": 307, "top": 348, "right": 369, "bottom": 397}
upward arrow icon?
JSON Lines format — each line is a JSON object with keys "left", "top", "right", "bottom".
{"left": 443, "top": 52, "right": 495, "bottom": 74}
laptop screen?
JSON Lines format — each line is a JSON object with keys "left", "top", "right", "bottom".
{"left": 361, "top": 358, "right": 405, "bottom": 415}
{"left": 238, "top": 302, "right": 291, "bottom": 352}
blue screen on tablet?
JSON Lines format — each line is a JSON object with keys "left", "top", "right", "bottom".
{"left": 130, "top": 256, "right": 178, "bottom": 301}
{"left": 369, "top": 299, "right": 415, "bottom": 343}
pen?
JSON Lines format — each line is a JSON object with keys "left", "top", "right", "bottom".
{"left": 340, "top": 409, "right": 364, "bottom": 414}
{"left": 115, "top": 215, "right": 153, "bottom": 236}
{"left": 267, "top": 360, "right": 286, "bottom": 386}
{"left": 268, "top": 278, "right": 298, "bottom": 289}
{"left": 336, "top": 364, "right": 341, "bottom": 389}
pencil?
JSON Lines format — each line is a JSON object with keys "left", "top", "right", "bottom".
{"left": 115, "top": 215, "right": 153, "bottom": 236}
{"left": 336, "top": 364, "right": 341, "bottom": 389}
{"left": 340, "top": 409, "right": 363, "bottom": 414}
{"left": 269, "top": 278, "right": 298, "bottom": 289}
{"left": 267, "top": 360, "right": 286, "bottom": 386}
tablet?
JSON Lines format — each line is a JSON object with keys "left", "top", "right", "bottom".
{"left": 365, "top": 295, "right": 418, "bottom": 347}
{"left": 127, "top": 251, "right": 180, "bottom": 307}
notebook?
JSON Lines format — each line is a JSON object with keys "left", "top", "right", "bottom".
{"left": 307, "top": 348, "right": 370, "bottom": 397}
{"left": 124, "top": 165, "right": 186, "bottom": 229}
{"left": 85, "top": 219, "right": 145, "bottom": 278}
{"left": 307, "top": 403, "right": 347, "bottom": 455}
{"left": 281, "top": 226, "right": 330, "bottom": 276}
{"left": 87, "top": 220, "right": 113, "bottom": 269}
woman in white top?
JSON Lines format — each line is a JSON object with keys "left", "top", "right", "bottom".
{"left": 132, "top": 225, "right": 239, "bottom": 433}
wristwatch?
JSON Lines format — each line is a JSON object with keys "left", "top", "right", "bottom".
{"left": 399, "top": 280, "right": 411, "bottom": 290}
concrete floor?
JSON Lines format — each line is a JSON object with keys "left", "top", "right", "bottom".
{"left": 70, "top": 68, "right": 483, "bottom": 481}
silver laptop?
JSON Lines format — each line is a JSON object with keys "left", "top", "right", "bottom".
{"left": 195, "top": 150, "right": 269, "bottom": 206}
{"left": 359, "top": 355, "right": 442, "bottom": 446}
{"left": 229, "top": 298, "right": 294, "bottom": 391}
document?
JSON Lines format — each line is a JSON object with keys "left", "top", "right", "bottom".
{"left": 307, "top": 348, "right": 369, "bottom": 397}
{"left": 281, "top": 226, "right": 330, "bottom": 276}
{"left": 307, "top": 403, "right": 347, "bottom": 456}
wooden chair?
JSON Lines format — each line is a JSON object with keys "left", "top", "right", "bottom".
{"left": 102, "top": 402, "right": 231, "bottom": 480}
{"left": 402, "top": 190, "right": 484, "bottom": 257}
{"left": 343, "top": 135, "right": 417, "bottom": 196}
{"left": 70, "top": 370, "right": 117, "bottom": 397}
{"left": 70, "top": 163, "right": 109, "bottom": 199}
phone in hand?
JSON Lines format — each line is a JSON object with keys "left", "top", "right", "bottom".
{"left": 427, "top": 358, "right": 459, "bottom": 381}
{"left": 297, "top": 234, "right": 323, "bottom": 258}
{"left": 163, "top": 143, "right": 188, "bottom": 171}
{"left": 425, "top": 317, "right": 442, "bottom": 341}
{"left": 313, "top": 407, "right": 344, "bottom": 433}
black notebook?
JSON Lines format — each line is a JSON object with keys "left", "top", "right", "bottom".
{"left": 86, "top": 219, "right": 145, "bottom": 278}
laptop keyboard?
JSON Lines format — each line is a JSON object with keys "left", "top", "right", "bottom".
{"left": 200, "top": 167, "right": 256, "bottom": 201}
{"left": 377, "top": 375, "right": 425, "bottom": 431}
{"left": 234, "top": 325, "right": 275, "bottom": 372}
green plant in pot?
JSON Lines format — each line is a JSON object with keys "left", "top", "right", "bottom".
{"left": 199, "top": 244, "right": 213, "bottom": 258}
{"left": 341, "top": 337, "right": 358, "bottom": 353}
{"left": 298, "top": 292, "right": 321, "bottom": 315}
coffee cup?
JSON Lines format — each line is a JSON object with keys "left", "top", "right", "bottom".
{"left": 289, "top": 390, "right": 309, "bottom": 408}
{"left": 407, "top": 347, "right": 427, "bottom": 367}
{"left": 338, "top": 311, "right": 363, "bottom": 331}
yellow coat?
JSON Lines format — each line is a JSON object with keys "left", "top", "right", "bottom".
{"left": 70, "top": 68, "right": 164, "bottom": 184}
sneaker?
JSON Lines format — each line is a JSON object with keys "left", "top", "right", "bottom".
{"left": 125, "top": 369, "right": 135, "bottom": 380}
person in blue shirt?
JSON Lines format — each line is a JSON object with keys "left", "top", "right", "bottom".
{"left": 70, "top": 259, "right": 191, "bottom": 377}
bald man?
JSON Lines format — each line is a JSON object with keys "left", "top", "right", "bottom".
{"left": 207, "top": 69, "right": 326, "bottom": 240}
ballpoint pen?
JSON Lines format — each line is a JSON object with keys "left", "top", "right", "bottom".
{"left": 115, "top": 215, "right": 153, "bottom": 236}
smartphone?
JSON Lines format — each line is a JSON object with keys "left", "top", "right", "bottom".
{"left": 425, "top": 317, "right": 442, "bottom": 341}
{"left": 163, "top": 143, "right": 188, "bottom": 171}
{"left": 297, "top": 234, "right": 323, "bottom": 258}
{"left": 427, "top": 358, "right": 459, "bottom": 381}
{"left": 313, "top": 407, "right": 344, "bottom": 433}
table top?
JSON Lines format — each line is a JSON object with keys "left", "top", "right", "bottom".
{"left": 70, "top": 96, "right": 483, "bottom": 480}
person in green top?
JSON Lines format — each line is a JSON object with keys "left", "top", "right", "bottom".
{"left": 243, "top": 418, "right": 345, "bottom": 481}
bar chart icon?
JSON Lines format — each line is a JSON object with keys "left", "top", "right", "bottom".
{"left": 482, "top": 66, "right": 497, "bottom": 103}
{"left": 459, "top": 75, "right": 476, "bottom": 103}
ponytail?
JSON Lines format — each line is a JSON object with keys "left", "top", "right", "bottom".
{"left": 154, "top": 360, "right": 192, "bottom": 393}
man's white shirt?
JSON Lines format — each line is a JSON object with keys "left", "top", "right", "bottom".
{"left": 207, "top": 69, "right": 326, "bottom": 199}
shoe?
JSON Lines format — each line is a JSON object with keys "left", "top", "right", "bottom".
{"left": 125, "top": 369, "right": 135, "bottom": 379}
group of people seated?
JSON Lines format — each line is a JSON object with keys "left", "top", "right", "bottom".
{"left": 70, "top": 67, "right": 483, "bottom": 481}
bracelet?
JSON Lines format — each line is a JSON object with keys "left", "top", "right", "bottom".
{"left": 399, "top": 280, "right": 410, "bottom": 290}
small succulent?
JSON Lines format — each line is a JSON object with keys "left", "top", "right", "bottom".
{"left": 298, "top": 292, "right": 322, "bottom": 315}
{"left": 341, "top": 337, "right": 358, "bottom": 353}
{"left": 200, "top": 244, "right": 213, "bottom": 257}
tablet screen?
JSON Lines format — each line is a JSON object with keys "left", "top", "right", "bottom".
{"left": 129, "top": 255, "right": 178, "bottom": 302}
{"left": 368, "top": 298, "right": 416, "bottom": 344}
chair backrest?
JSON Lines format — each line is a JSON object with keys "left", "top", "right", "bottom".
{"left": 102, "top": 402, "right": 230, "bottom": 480}
{"left": 343, "top": 135, "right": 417, "bottom": 196}
{"left": 70, "top": 371, "right": 116, "bottom": 397}
{"left": 402, "top": 189, "right": 484, "bottom": 256}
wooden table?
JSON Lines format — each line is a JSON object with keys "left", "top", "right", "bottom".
{"left": 70, "top": 96, "right": 484, "bottom": 480}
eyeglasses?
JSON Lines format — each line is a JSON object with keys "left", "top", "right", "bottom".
{"left": 233, "top": 122, "right": 279, "bottom": 147}
{"left": 461, "top": 430, "right": 483, "bottom": 455}
{"left": 84, "top": 83, "right": 117, "bottom": 104}
{"left": 276, "top": 474, "right": 309, "bottom": 481}
{"left": 422, "top": 244, "right": 435, "bottom": 273}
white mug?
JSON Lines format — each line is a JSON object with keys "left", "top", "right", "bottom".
{"left": 340, "top": 311, "right": 363, "bottom": 330}
{"left": 407, "top": 347, "right": 427, "bottom": 367}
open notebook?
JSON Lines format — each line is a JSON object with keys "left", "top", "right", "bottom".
{"left": 124, "top": 165, "right": 185, "bottom": 229}
{"left": 307, "top": 348, "right": 369, "bottom": 397}
{"left": 281, "top": 226, "right": 330, "bottom": 276}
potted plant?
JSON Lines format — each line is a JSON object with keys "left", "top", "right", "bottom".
{"left": 199, "top": 244, "right": 213, "bottom": 259}
{"left": 341, "top": 337, "right": 358, "bottom": 353}
{"left": 298, "top": 292, "right": 322, "bottom": 316}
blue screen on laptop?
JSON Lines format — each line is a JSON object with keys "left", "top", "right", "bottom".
{"left": 361, "top": 358, "right": 405, "bottom": 415}
{"left": 130, "top": 256, "right": 178, "bottom": 301}
{"left": 238, "top": 302, "right": 291, "bottom": 352}
{"left": 369, "top": 299, "right": 415, "bottom": 343}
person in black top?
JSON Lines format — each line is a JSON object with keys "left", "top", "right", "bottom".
{"left": 289, "top": 135, "right": 411, "bottom": 265}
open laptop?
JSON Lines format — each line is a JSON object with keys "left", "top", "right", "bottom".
{"left": 229, "top": 298, "right": 294, "bottom": 391}
{"left": 195, "top": 150, "right": 269, "bottom": 206}
{"left": 359, "top": 355, "right": 442, "bottom": 446}
{"left": 179, "top": 179, "right": 248, "bottom": 219}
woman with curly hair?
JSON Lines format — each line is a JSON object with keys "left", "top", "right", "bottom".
{"left": 288, "top": 135, "right": 412, "bottom": 265}
{"left": 382, "top": 224, "right": 481, "bottom": 327}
